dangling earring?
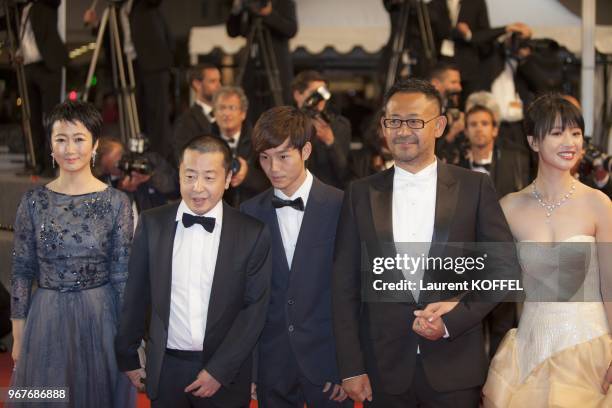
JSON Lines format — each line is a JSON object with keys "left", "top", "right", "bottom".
{"left": 51, "top": 153, "right": 55, "bottom": 169}
{"left": 91, "top": 151, "right": 96, "bottom": 166}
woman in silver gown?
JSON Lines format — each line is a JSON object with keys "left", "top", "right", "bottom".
{"left": 10, "top": 101, "right": 135, "bottom": 407}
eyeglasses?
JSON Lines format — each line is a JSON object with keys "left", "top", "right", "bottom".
{"left": 216, "top": 104, "right": 241, "bottom": 112}
{"left": 382, "top": 115, "right": 440, "bottom": 129}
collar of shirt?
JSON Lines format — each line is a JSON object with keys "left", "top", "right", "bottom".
{"left": 394, "top": 159, "right": 438, "bottom": 185}
{"left": 221, "top": 130, "right": 241, "bottom": 148}
{"left": 472, "top": 150, "right": 493, "bottom": 166}
{"left": 274, "top": 170, "right": 314, "bottom": 208}
{"left": 175, "top": 199, "right": 223, "bottom": 231}
{"left": 195, "top": 100, "right": 215, "bottom": 122}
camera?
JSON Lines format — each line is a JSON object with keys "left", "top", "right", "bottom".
{"left": 581, "top": 141, "right": 612, "bottom": 174}
{"left": 118, "top": 153, "right": 153, "bottom": 176}
{"left": 301, "top": 86, "right": 332, "bottom": 123}
{"left": 444, "top": 91, "right": 462, "bottom": 122}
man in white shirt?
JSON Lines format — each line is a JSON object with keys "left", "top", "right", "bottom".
{"left": 172, "top": 64, "right": 222, "bottom": 163}
{"left": 116, "top": 135, "right": 272, "bottom": 408}
{"left": 241, "top": 106, "right": 350, "bottom": 407}
{"left": 332, "top": 78, "right": 518, "bottom": 407}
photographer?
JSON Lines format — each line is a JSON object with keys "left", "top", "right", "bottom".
{"left": 226, "top": 0, "right": 297, "bottom": 121}
{"left": 1, "top": 0, "right": 68, "bottom": 176}
{"left": 292, "top": 70, "right": 351, "bottom": 189}
{"left": 212, "top": 86, "right": 269, "bottom": 206}
{"left": 429, "top": 63, "right": 466, "bottom": 165}
{"left": 94, "top": 136, "right": 178, "bottom": 218}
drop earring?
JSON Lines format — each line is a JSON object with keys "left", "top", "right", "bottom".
{"left": 91, "top": 151, "right": 96, "bottom": 166}
{"left": 51, "top": 153, "right": 55, "bottom": 169}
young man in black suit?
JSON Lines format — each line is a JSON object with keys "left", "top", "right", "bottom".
{"left": 115, "top": 136, "right": 272, "bottom": 408}
{"left": 172, "top": 64, "right": 222, "bottom": 163}
{"left": 241, "top": 106, "right": 350, "bottom": 407}
{"left": 332, "top": 79, "right": 518, "bottom": 407}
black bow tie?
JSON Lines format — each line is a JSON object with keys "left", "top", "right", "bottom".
{"left": 271, "top": 196, "right": 305, "bottom": 211}
{"left": 182, "top": 213, "right": 215, "bottom": 232}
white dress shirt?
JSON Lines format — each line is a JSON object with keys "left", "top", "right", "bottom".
{"left": 220, "top": 130, "right": 241, "bottom": 153}
{"left": 393, "top": 160, "right": 437, "bottom": 302}
{"left": 275, "top": 171, "right": 313, "bottom": 268}
{"left": 392, "top": 160, "right": 449, "bottom": 353}
{"left": 491, "top": 59, "right": 524, "bottom": 122}
{"left": 167, "top": 200, "right": 223, "bottom": 350}
{"left": 195, "top": 99, "right": 215, "bottom": 123}
{"left": 20, "top": 3, "right": 42, "bottom": 65}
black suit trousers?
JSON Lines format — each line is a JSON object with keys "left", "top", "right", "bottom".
{"left": 365, "top": 356, "right": 480, "bottom": 408}
{"left": 25, "top": 62, "right": 62, "bottom": 171}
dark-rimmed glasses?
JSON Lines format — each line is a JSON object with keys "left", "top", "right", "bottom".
{"left": 382, "top": 115, "right": 440, "bottom": 129}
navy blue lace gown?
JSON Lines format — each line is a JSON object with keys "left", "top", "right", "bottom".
{"left": 10, "top": 186, "right": 136, "bottom": 408}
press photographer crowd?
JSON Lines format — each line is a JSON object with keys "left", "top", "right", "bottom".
{"left": 0, "top": 0, "right": 611, "bottom": 407}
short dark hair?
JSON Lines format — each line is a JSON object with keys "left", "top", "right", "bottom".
{"left": 44, "top": 100, "right": 103, "bottom": 145}
{"left": 524, "top": 93, "right": 584, "bottom": 142}
{"left": 188, "top": 63, "right": 219, "bottom": 85}
{"left": 291, "top": 70, "right": 327, "bottom": 94}
{"left": 427, "top": 61, "right": 460, "bottom": 82}
{"left": 179, "top": 135, "right": 232, "bottom": 173}
{"left": 252, "top": 106, "right": 312, "bottom": 153}
{"left": 465, "top": 105, "right": 498, "bottom": 127}
{"left": 383, "top": 78, "right": 443, "bottom": 115}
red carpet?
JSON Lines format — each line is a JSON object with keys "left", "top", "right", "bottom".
{"left": 0, "top": 352, "right": 361, "bottom": 407}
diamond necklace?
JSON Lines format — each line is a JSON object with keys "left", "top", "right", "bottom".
{"left": 531, "top": 180, "right": 576, "bottom": 222}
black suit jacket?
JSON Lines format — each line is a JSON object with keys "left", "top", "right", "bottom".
{"left": 241, "top": 178, "right": 344, "bottom": 386}
{"left": 115, "top": 202, "right": 272, "bottom": 406}
{"left": 307, "top": 113, "right": 352, "bottom": 190}
{"left": 332, "top": 162, "right": 518, "bottom": 394}
{"left": 213, "top": 124, "right": 270, "bottom": 207}
{"left": 458, "top": 144, "right": 532, "bottom": 198}
{"left": 172, "top": 104, "right": 215, "bottom": 162}
{"left": 129, "top": 0, "right": 173, "bottom": 71}
{"left": 25, "top": 0, "right": 68, "bottom": 70}
{"left": 429, "top": 0, "right": 505, "bottom": 86}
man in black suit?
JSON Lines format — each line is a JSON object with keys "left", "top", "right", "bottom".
{"left": 115, "top": 136, "right": 272, "bottom": 408}
{"left": 226, "top": 0, "right": 297, "bottom": 122}
{"left": 241, "top": 106, "right": 350, "bottom": 407}
{"left": 291, "top": 70, "right": 351, "bottom": 190}
{"left": 212, "top": 86, "right": 269, "bottom": 207}
{"left": 428, "top": 0, "right": 530, "bottom": 98}
{"left": 172, "top": 64, "right": 222, "bottom": 163}
{"left": 459, "top": 104, "right": 531, "bottom": 199}
{"left": 333, "top": 79, "right": 518, "bottom": 407}
{"left": 8, "top": 0, "right": 68, "bottom": 175}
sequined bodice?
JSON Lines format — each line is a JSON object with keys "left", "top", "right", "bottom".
{"left": 11, "top": 186, "right": 133, "bottom": 318}
{"left": 515, "top": 235, "right": 609, "bottom": 381}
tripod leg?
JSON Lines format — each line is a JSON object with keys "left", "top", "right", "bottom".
{"left": 83, "top": 8, "right": 110, "bottom": 102}
{"left": 258, "top": 25, "right": 284, "bottom": 106}
{"left": 385, "top": 2, "right": 410, "bottom": 92}
{"left": 236, "top": 22, "right": 259, "bottom": 87}
{"left": 109, "top": 6, "right": 138, "bottom": 143}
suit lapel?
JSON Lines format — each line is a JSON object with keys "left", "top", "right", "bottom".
{"left": 204, "top": 203, "right": 238, "bottom": 337}
{"left": 192, "top": 105, "right": 211, "bottom": 132}
{"left": 158, "top": 204, "right": 179, "bottom": 330}
{"left": 369, "top": 168, "right": 395, "bottom": 251}
{"left": 431, "top": 161, "right": 459, "bottom": 251}
{"left": 262, "top": 189, "right": 291, "bottom": 273}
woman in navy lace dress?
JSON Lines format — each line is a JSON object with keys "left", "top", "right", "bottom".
{"left": 9, "top": 101, "right": 135, "bottom": 407}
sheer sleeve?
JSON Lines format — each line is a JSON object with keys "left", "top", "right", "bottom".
{"left": 109, "top": 191, "right": 134, "bottom": 307}
{"left": 10, "top": 192, "right": 39, "bottom": 319}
